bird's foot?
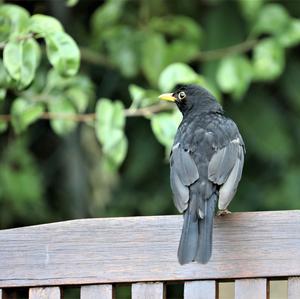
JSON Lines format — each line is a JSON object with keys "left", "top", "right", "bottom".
{"left": 217, "top": 209, "right": 231, "bottom": 216}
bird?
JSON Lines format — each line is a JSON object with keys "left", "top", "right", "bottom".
{"left": 159, "top": 84, "right": 245, "bottom": 265}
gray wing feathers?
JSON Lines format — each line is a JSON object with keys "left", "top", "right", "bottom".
{"left": 208, "top": 139, "right": 244, "bottom": 210}
{"left": 170, "top": 144, "right": 199, "bottom": 213}
{"left": 208, "top": 143, "right": 238, "bottom": 184}
{"left": 172, "top": 144, "right": 199, "bottom": 185}
{"left": 218, "top": 146, "right": 244, "bottom": 210}
{"left": 170, "top": 170, "right": 189, "bottom": 212}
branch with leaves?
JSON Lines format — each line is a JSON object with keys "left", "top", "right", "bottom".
{"left": 0, "top": 102, "right": 174, "bottom": 123}
{"left": 1, "top": 2, "right": 300, "bottom": 172}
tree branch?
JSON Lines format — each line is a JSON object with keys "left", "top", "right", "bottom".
{"left": 0, "top": 102, "right": 174, "bottom": 123}
{"left": 194, "top": 39, "right": 258, "bottom": 61}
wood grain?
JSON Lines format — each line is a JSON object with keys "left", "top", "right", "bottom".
{"left": 29, "top": 287, "right": 61, "bottom": 299}
{"left": 0, "top": 211, "right": 300, "bottom": 287}
{"left": 235, "top": 279, "right": 267, "bottom": 299}
{"left": 132, "top": 282, "right": 164, "bottom": 299}
{"left": 288, "top": 277, "right": 300, "bottom": 299}
{"left": 184, "top": 280, "right": 216, "bottom": 299}
{"left": 80, "top": 284, "right": 113, "bottom": 299}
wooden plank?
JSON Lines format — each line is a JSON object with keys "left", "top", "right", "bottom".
{"left": 29, "top": 287, "right": 61, "bottom": 299}
{"left": 235, "top": 279, "right": 267, "bottom": 299}
{"left": 80, "top": 284, "right": 113, "bottom": 299}
{"left": 288, "top": 277, "right": 300, "bottom": 299}
{"left": 132, "top": 282, "right": 164, "bottom": 299}
{"left": 0, "top": 211, "right": 299, "bottom": 287}
{"left": 184, "top": 281, "right": 216, "bottom": 299}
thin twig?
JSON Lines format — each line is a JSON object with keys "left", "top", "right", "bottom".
{"left": 0, "top": 102, "right": 174, "bottom": 123}
{"left": 0, "top": 33, "right": 34, "bottom": 49}
{"left": 79, "top": 39, "right": 258, "bottom": 69}
{"left": 125, "top": 102, "right": 173, "bottom": 117}
{"left": 194, "top": 39, "right": 258, "bottom": 61}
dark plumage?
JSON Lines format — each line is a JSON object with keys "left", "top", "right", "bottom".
{"left": 159, "top": 84, "right": 245, "bottom": 264}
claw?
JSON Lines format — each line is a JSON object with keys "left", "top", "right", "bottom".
{"left": 217, "top": 209, "right": 232, "bottom": 216}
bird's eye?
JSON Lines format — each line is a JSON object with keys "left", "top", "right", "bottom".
{"left": 178, "top": 91, "right": 186, "bottom": 100}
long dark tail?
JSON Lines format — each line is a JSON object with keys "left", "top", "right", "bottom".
{"left": 178, "top": 193, "right": 217, "bottom": 265}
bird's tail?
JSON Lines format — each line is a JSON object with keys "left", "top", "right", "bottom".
{"left": 178, "top": 193, "right": 217, "bottom": 265}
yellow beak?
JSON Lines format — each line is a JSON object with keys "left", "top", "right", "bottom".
{"left": 159, "top": 93, "right": 176, "bottom": 102}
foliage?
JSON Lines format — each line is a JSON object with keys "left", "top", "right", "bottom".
{"left": 0, "top": 0, "right": 300, "bottom": 229}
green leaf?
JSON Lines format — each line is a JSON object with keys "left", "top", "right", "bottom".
{"left": 238, "top": 0, "right": 265, "bottom": 21}
{"left": 158, "top": 63, "right": 198, "bottom": 92}
{"left": 278, "top": 19, "right": 300, "bottom": 48}
{"left": 151, "top": 110, "right": 182, "bottom": 153}
{"left": 150, "top": 16, "right": 202, "bottom": 63}
{"left": 66, "top": 87, "right": 89, "bottom": 113}
{"left": 158, "top": 63, "right": 220, "bottom": 98}
{"left": 150, "top": 16, "right": 202, "bottom": 44}
{"left": 0, "top": 14, "right": 11, "bottom": 42}
{"left": 48, "top": 97, "right": 77, "bottom": 135}
{"left": 129, "top": 84, "right": 145, "bottom": 107}
{"left": 29, "top": 14, "right": 63, "bottom": 37}
{"left": 166, "top": 40, "right": 198, "bottom": 64}
{"left": 217, "top": 55, "right": 252, "bottom": 100}
{"left": 0, "top": 4, "right": 30, "bottom": 34}
{"left": 253, "top": 39, "right": 285, "bottom": 81}
{"left": 45, "top": 31, "right": 80, "bottom": 77}
{"left": 202, "top": 2, "right": 246, "bottom": 89}
{"left": 95, "top": 99, "right": 127, "bottom": 167}
{"left": 142, "top": 33, "right": 167, "bottom": 86}
{"left": 103, "top": 136, "right": 128, "bottom": 171}
{"left": 11, "top": 97, "right": 44, "bottom": 133}
{"left": 66, "top": 0, "right": 79, "bottom": 7}
{"left": 129, "top": 84, "right": 159, "bottom": 109}
{"left": 0, "top": 59, "right": 12, "bottom": 88}
{"left": 3, "top": 38, "right": 41, "bottom": 88}
{"left": 0, "top": 88, "right": 6, "bottom": 101}
{"left": 252, "top": 4, "right": 290, "bottom": 36}
{"left": 0, "top": 120, "right": 7, "bottom": 133}
{"left": 104, "top": 26, "right": 140, "bottom": 77}
{"left": 91, "top": 0, "right": 126, "bottom": 34}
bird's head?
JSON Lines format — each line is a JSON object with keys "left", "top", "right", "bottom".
{"left": 159, "top": 84, "right": 222, "bottom": 116}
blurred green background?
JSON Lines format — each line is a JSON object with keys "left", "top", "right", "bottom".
{"left": 0, "top": 0, "right": 300, "bottom": 232}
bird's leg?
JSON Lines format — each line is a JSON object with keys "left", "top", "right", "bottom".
{"left": 217, "top": 209, "right": 232, "bottom": 216}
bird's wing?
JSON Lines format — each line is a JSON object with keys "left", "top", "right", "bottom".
{"left": 208, "top": 137, "right": 244, "bottom": 210}
{"left": 170, "top": 143, "right": 199, "bottom": 213}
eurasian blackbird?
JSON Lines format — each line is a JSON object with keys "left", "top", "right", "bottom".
{"left": 159, "top": 84, "right": 245, "bottom": 264}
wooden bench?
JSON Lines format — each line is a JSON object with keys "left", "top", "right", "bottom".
{"left": 0, "top": 210, "right": 299, "bottom": 298}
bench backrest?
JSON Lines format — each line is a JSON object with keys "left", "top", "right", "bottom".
{"left": 0, "top": 211, "right": 299, "bottom": 298}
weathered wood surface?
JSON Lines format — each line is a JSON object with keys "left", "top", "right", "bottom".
{"left": 132, "top": 283, "right": 164, "bottom": 299}
{"left": 0, "top": 211, "right": 299, "bottom": 287}
{"left": 184, "top": 281, "right": 216, "bottom": 299}
{"left": 235, "top": 279, "right": 267, "bottom": 299}
{"left": 288, "top": 277, "right": 300, "bottom": 299}
{"left": 80, "top": 284, "right": 113, "bottom": 299}
{"left": 29, "top": 287, "right": 61, "bottom": 299}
